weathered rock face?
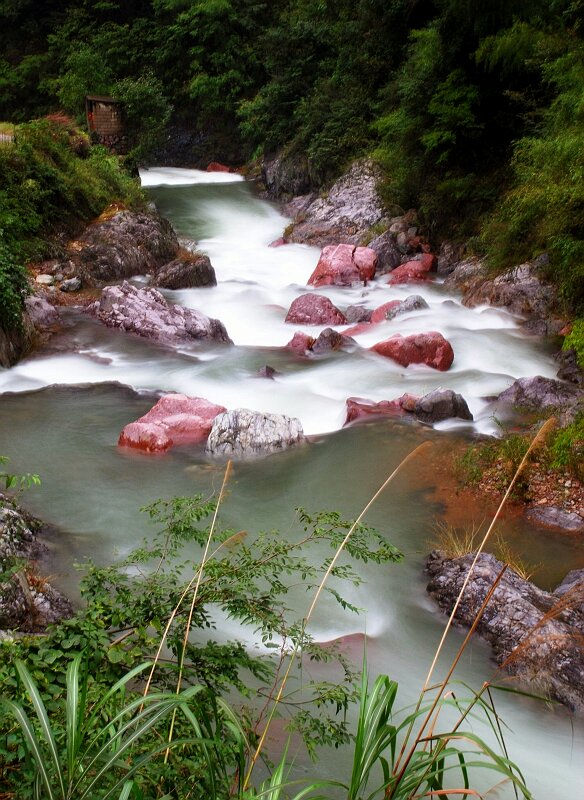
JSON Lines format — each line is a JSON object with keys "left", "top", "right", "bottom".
{"left": 152, "top": 253, "right": 216, "bottom": 289}
{"left": 206, "top": 409, "right": 305, "bottom": 457}
{"left": 0, "top": 320, "right": 34, "bottom": 368}
{"left": 24, "top": 296, "right": 60, "bottom": 331}
{"left": 262, "top": 152, "right": 315, "bottom": 199}
{"left": 118, "top": 394, "right": 227, "bottom": 453}
{"left": 496, "top": 376, "right": 579, "bottom": 410}
{"left": 447, "top": 258, "right": 562, "bottom": 334}
{"left": 426, "top": 551, "right": 584, "bottom": 712}
{"left": 285, "top": 294, "right": 347, "bottom": 325}
{"left": 91, "top": 282, "right": 231, "bottom": 345}
{"left": 286, "top": 159, "right": 387, "bottom": 247}
{"left": 371, "top": 332, "right": 454, "bottom": 371}
{"left": 387, "top": 254, "right": 436, "bottom": 285}
{"left": 1, "top": 495, "right": 72, "bottom": 632}
{"left": 414, "top": 389, "right": 473, "bottom": 424}
{"left": 70, "top": 209, "right": 179, "bottom": 286}
{"left": 308, "top": 244, "right": 377, "bottom": 287}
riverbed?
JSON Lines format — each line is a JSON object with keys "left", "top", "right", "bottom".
{"left": 0, "top": 168, "right": 582, "bottom": 796}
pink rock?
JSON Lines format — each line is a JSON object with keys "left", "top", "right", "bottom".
{"left": 308, "top": 244, "right": 377, "bottom": 287}
{"left": 387, "top": 254, "right": 437, "bottom": 285}
{"left": 343, "top": 321, "right": 374, "bottom": 336}
{"left": 118, "top": 394, "right": 227, "bottom": 452}
{"left": 370, "top": 300, "right": 401, "bottom": 323}
{"left": 285, "top": 332, "right": 315, "bottom": 355}
{"left": 268, "top": 237, "right": 288, "bottom": 248}
{"left": 118, "top": 422, "right": 172, "bottom": 452}
{"left": 207, "top": 162, "right": 231, "bottom": 172}
{"left": 371, "top": 332, "right": 454, "bottom": 371}
{"left": 344, "top": 397, "right": 406, "bottom": 425}
{"left": 285, "top": 294, "right": 347, "bottom": 325}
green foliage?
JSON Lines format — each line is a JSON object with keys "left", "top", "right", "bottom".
{"left": 0, "top": 455, "right": 40, "bottom": 493}
{"left": 0, "top": 495, "right": 402, "bottom": 796}
{"left": 0, "top": 236, "right": 28, "bottom": 330}
{"left": 563, "top": 318, "right": 584, "bottom": 367}
{"left": 55, "top": 45, "right": 114, "bottom": 120}
{"left": 114, "top": 71, "right": 173, "bottom": 161}
{"left": 548, "top": 413, "right": 584, "bottom": 479}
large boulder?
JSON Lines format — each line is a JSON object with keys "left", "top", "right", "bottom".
{"left": 368, "top": 230, "right": 403, "bottom": 274}
{"left": 496, "top": 376, "right": 579, "bottom": 410}
{"left": 206, "top": 409, "right": 305, "bottom": 457}
{"left": 371, "top": 332, "right": 454, "bottom": 371}
{"left": 426, "top": 551, "right": 584, "bottom": 712}
{"left": 414, "top": 389, "right": 473, "bottom": 423}
{"left": 286, "top": 159, "right": 387, "bottom": 246}
{"left": 387, "top": 254, "right": 436, "bottom": 285}
{"left": 262, "top": 152, "right": 315, "bottom": 199}
{"left": 285, "top": 294, "right": 347, "bottom": 325}
{"left": 0, "top": 495, "right": 72, "bottom": 632}
{"left": 69, "top": 209, "right": 179, "bottom": 286}
{"left": 308, "top": 244, "right": 377, "bottom": 287}
{"left": 152, "top": 253, "right": 216, "bottom": 289}
{"left": 118, "top": 394, "right": 227, "bottom": 453}
{"left": 91, "top": 282, "right": 231, "bottom": 346}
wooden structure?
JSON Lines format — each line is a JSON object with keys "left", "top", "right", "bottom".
{"left": 85, "top": 95, "right": 127, "bottom": 153}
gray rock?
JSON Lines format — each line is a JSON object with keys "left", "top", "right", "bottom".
{"left": 24, "top": 296, "right": 60, "bottom": 330}
{"left": 153, "top": 253, "right": 216, "bottom": 289}
{"left": 426, "top": 550, "right": 584, "bottom": 711}
{"left": 526, "top": 506, "right": 584, "bottom": 532}
{"left": 443, "top": 257, "right": 487, "bottom": 291}
{"left": 385, "top": 294, "right": 429, "bottom": 320}
{"left": 262, "top": 152, "right": 314, "bottom": 198}
{"left": 497, "top": 376, "right": 579, "bottom": 409}
{"left": 0, "top": 314, "right": 35, "bottom": 368}
{"left": 35, "top": 274, "right": 54, "bottom": 286}
{"left": 206, "top": 409, "right": 305, "bottom": 457}
{"left": 256, "top": 365, "right": 279, "bottom": 379}
{"left": 414, "top": 389, "right": 473, "bottom": 424}
{"left": 286, "top": 159, "right": 386, "bottom": 247}
{"left": 311, "top": 328, "right": 357, "bottom": 355}
{"left": 0, "top": 495, "right": 73, "bottom": 632}
{"left": 437, "top": 241, "right": 465, "bottom": 275}
{"left": 60, "top": 277, "right": 82, "bottom": 292}
{"left": 368, "top": 230, "right": 402, "bottom": 274}
{"left": 345, "top": 305, "right": 373, "bottom": 324}
{"left": 72, "top": 210, "right": 178, "bottom": 286}
{"left": 91, "top": 281, "right": 231, "bottom": 345}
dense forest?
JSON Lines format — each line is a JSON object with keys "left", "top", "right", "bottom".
{"left": 1, "top": 0, "right": 583, "bottom": 322}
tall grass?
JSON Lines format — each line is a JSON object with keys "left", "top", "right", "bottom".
{"left": 4, "top": 422, "right": 558, "bottom": 798}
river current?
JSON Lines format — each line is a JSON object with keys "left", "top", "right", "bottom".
{"left": 0, "top": 168, "right": 582, "bottom": 796}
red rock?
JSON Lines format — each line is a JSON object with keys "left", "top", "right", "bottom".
{"left": 118, "top": 422, "right": 172, "bottom": 452}
{"left": 118, "top": 394, "right": 227, "bottom": 452}
{"left": 285, "top": 332, "right": 315, "bottom": 354}
{"left": 206, "top": 162, "right": 231, "bottom": 172}
{"left": 268, "top": 237, "right": 288, "bottom": 248}
{"left": 344, "top": 397, "right": 407, "bottom": 425}
{"left": 285, "top": 294, "right": 347, "bottom": 325}
{"left": 343, "top": 321, "right": 374, "bottom": 336}
{"left": 387, "top": 254, "right": 437, "bottom": 285}
{"left": 371, "top": 332, "right": 454, "bottom": 371}
{"left": 370, "top": 300, "right": 401, "bottom": 323}
{"left": 308, "top": 244, "right": 377, "bottom": 287}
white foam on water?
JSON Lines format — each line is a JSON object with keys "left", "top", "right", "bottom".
{"left": 139, "top": 166, "right": 244, "bottom": 186}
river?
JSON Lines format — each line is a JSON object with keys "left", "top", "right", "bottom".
{"left": 0, "top": 168, "right": 582, "bottom": 796}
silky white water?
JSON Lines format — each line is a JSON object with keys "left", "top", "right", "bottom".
{"left": 0, "top": 168, "right": 582, "bottom": 796}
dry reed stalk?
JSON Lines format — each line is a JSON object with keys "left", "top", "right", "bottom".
{"left": 243, "top": 441, "right": 431, "bottom": 790}
{"left": 391, "top": 417, "right": 555, "bottom": 792}
{"left": 141, "top": 461, "right": 233, "bottom": 705}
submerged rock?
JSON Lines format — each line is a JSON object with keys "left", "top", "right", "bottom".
{"left": 206, "top": 409, "right": 305, "bottom": 457}
{"left": 371, "top": 332, "right": 454, "bottom": 371}
{"left": 426, "top": 551, "right": 584, "bottom": 712}
{"left": 91, "top": 282, "right": 231, "bottom": 346}
{"left": 525, "top": 506, "right": 584, "bottom": 532}
{"left": 118, "top": 394, "right": 227, "bottom": 453}
{"left": 370, "top": 295, "right": 429, "bottom": 323}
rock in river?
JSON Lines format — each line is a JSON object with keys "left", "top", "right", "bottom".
{"left": 206, "top": 409, "right": 305, "bottom": 457}
{"left": 285, "top": 294, "right": 347, "bottom": 325}
{"left": 371, "top": 332, "right": 454, "bottom": 371}
{"left": 91, "top": 282, "right": 231, "bottom": 346}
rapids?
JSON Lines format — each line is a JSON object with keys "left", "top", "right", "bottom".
{"left": 0, "top": 168, "right": 582, "bottom": 796}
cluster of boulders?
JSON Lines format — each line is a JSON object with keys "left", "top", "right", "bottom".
{"left": 426, "top": 551, "right": 584, "bottom": 712}
{"left": 118, "top": 393, "right": 305, "bottom": 458}
{"left": 0, "top": 494, "right": 72, "bottom": 633}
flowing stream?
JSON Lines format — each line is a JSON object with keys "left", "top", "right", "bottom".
{"left": 0, "top": 168, "right": 583, "bottom": 796}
